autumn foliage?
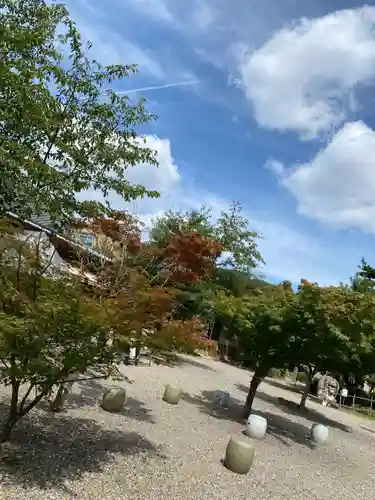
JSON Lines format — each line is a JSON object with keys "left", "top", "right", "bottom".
{"left": 149, "top": 317, "right": 205, "bottom": 353}
{"left": 73, "top": 214, "right": 222, "bottom": 356}
{"left": 161, "top": 231, "right": 223, "bottom": 283}
{"left": 93, "top": 213, "right": 142, "bottom": 249}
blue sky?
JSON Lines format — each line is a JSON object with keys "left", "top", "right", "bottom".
{"left": 66, "top": 0, "right": 375, "bottom": 285}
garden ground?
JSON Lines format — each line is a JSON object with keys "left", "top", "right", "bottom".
{"left": 0, "top": 356, "right": 373, "bottom": 500}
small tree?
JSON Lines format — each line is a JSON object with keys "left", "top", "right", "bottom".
{"left": 215, "top": 284, "right": 295, "bottom": 417}
{"left": 149, "top": 204, "right": 265, "bottom": 331}
{"left": 158, "top": 231, "right": 223, "bottom": 284}
{"left": 289, "top": 280, "right": 375, "bottom": 409}
{"left": 354, "top": 259, "right": 375, "bottom": 293}
{"left": 74, "top": 213, "right": 211, "bottom": 355}
{"left": 0, "top": 224, "right": 122, "bottom": 441}
{"left": 212, "top": 268, "right": 270, "bottom": 297}
{"left": 214, "top": 202, "right": 264, "bottom": 274}
{"left": 0, "top": 216, "right": 209, "bottom": 439}
{"left": 150, "top": 202, "right": 264, "bottom": 273}
{"left": 150, "top": 207, "right": 213, "bottom": 247}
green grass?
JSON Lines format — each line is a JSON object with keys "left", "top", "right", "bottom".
{"left": 352, "top": 405, "right": 375, "bottom": 420}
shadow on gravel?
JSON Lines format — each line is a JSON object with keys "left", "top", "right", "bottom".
{"left": 65, "top": 379, "right": 156, "bottom": 424}
{"left": 175, "top": 355, "right": 217, "bottom": 372}
{"left": 38, "top": 379, "right": 155, "bottom": 424}
{"left": 360, "top": 426, "right": 375, "bottom": 434}
{"left": 0, "top": 400, "right": 164, "bottom": 494}
{"left": 263, "top": 378, "right": 302, "bottom": 394}
{"left": 181, "top": 390, "right": 315, "bottom": 448}
{"left": 236, "top": 383, "right": 351, "bottom": 433}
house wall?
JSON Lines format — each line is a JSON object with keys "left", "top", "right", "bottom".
{"left": 22, "top": 229, "right": 69, "bottom": 272}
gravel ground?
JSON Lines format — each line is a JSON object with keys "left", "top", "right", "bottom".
{"left": 0, "top": 356, "right": 374, "bottom": 500}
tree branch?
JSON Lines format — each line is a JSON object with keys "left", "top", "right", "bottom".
{"left": 19, "top": 383, "right": 35, "bottom": 413}
{"left": 60, "top": 374, "right": 111, "bottom": 384}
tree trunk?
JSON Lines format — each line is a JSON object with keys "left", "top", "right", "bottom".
{"left": 219, "top": 342, "right": 226, "bottom": 362}
{"left": 134, "top": 343, "right": 141, "bottom": 366}
{"left": 0, "top": 414, "right": 19, "bottom": 443}
{"left": 49, "top": 384, "right": 66, "bottom": 412}
{"left": 299, "top": 367, "right": 313, "bottom": 410}
{"left": 244, "top": 366, "right": 268, "bottom": 418}
{"left": 49, "top": 380, "right": 75, "bottom": 412}
{"left": 0, "top": 382, "right": 20, "bottom": 443}
{"left": 0, "top": 380, "right": 56, "bottom": 442}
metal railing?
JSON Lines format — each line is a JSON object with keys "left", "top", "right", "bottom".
{"left": 338, "top": 394, "right": 375, "bottom": 418}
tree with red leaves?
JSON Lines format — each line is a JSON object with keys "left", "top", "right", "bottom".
{"left": 150, "top": 202, "right": 264, "bottom": 274}
{"left": 159, "top": 231, "right": 223, "bottom": 284}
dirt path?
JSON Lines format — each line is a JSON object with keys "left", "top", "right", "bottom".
{"left": 260, "top": 377, "right": 373, "bottom": 431}
{"left": 1, "top": 355, "right": 374, "bottom": 500}
{"left": 192, "top": 355, "right": 374, "bottom": 432}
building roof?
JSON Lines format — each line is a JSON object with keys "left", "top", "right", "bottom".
{"left": 5, "top": 211, "right": 112, "bottom": 265}
{"left": 28, "top": 213, "right": 55, "bottom": 230}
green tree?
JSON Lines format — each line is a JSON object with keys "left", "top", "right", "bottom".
{"left": 150, "top": 205, "right": 266, "bottom": 338}
{"left": 0, "top": 216, "right": 210, "bottom": 440}
{"left": 150, "top": 202, "right": 264, "bottom": 273}
{"left": 0, "top": 0, "right": 158, "bottom": 224}
{"left": 172, "top": 281, "right": 216, "bottom": 322}
{"left": 349, "top": 273, "right": 372, "bottom": 293}
{"left": 0, "top": 223, "right": 123, "bottom": 441}
{"left": 215, "top": 279, "right": 375, "bottom": 416}
{"left": 150, "top": 204, "right": 268, "bottom": 337}
{"left": 171, "top": 269, "right": 269, "bottom": 327}
{"left": 150, "top": 207, "right": 213, "bottom": 248}
{"left": 359, "top": 258, "right": 375, "bottom": 281}
{"left": 215, "top": 201, "right": 264, "bottom": 274}
{"left": 212, "top": 268, "right": 269, "bottom": 297}
{"left": 215, "top": 284, "right": 295, "bottom": 416}
{"left": 286, "top": 280, "right": 375, "bottom": 409}
{"left": 352, "top": 259, "right": 375, "bottom": 293}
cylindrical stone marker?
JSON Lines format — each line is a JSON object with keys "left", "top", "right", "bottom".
{"left": 224, "top": 435, "right": 254, "bottom": 474}
{"left": 246, "top": 414, "right": 267, "bottom": 440}
{"left": 310, "top": 423, "right": 329, "bottom": 445}
{"left": 101, "top": 386, "right": 126, "bottom": 413}
{"left": 162, "top": 384, "right": 182, "bottom": 404}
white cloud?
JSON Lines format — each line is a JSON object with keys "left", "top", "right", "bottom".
{"left": 126, "top": 136, "right": 180, "bottom": 193}
{"left": 119, "top": 41, "right": 165, "bottom": 79}
{"left": 129, "top": 0, "right": 173, "bottom": 23}
{"left": 84, "top": 135, "right": 181, "bottom": 216}
{"left": 67, "top": 1, "right": 196, "bottom": 82}
{"left": 128, "top": 0, "right": 216, "bottom": 34}
{"left": 239, "top": 7, "right": 375, "bottom": 138}
{"left": 269, "top": 121, "right": 375, "bottom": 233}
{"left": 73, "top": 5, "right": 203, "bottom": 86}
{"left": 265, "top": 158, "right": 284, "bottom": 176}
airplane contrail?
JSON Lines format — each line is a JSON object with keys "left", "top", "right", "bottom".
{"left": 115, "top": 79, "right": 200, "bottom": 95}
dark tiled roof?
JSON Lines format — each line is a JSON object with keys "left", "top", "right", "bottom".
{"left": 29, "top": 213, "right": 54, "bottom": 229}
{"left": 6, "top": 212, "right": 112, "bottom": 264}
